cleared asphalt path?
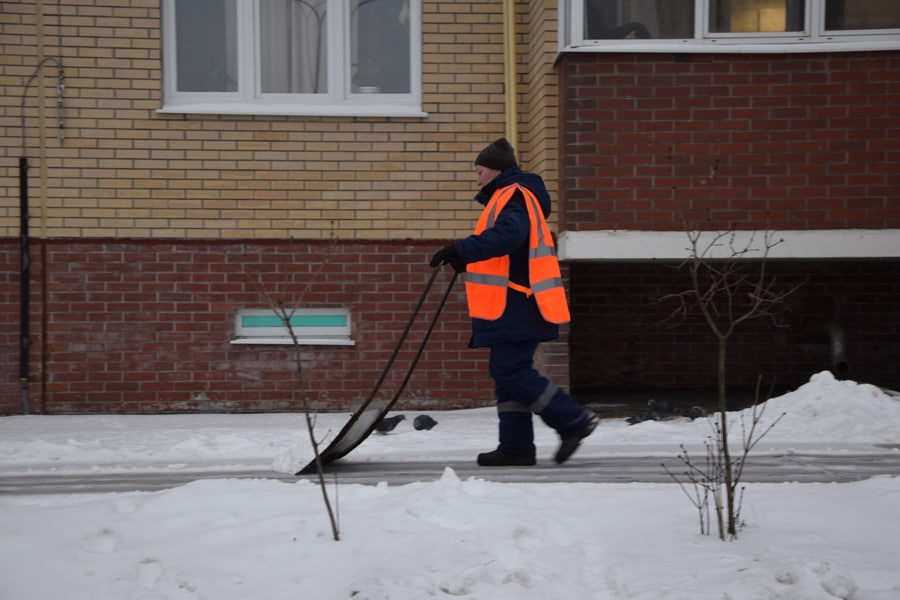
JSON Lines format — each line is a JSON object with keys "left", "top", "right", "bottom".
{"left": 2, "top": 453, "right": 899, "bottom": 494}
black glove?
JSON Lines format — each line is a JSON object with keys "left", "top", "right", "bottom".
{"left": 430, "top": 244, "right": 465, "bottom": 273}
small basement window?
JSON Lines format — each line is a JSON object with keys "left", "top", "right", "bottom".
{"left": 231, "top": 308, "right": 354, "bottom": 346}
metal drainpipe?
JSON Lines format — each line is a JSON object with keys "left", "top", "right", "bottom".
{"left": 19, "top": 158, "right": 30, "bottom": 414}
{"left": 502, "top": 0, "right": 519, "bottom": 150}
{"left": 19, "top": 0, "right": 66, "bottom": 415}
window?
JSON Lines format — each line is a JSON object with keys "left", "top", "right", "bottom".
{"left": 161, "top": 0, "right": 423, "bottom": 116}
{"left": 708, "top": 0, "right": 805, "bottom": 34}
{"left": 584, "top": 0, "right": 695, "bottom": 39}
{"left": 231, "top": 308, "right": 355, "bottom": 345}
{"left": 825, "top": 0, "right": 900, "bottom": 30}
{"left": 564, "top": 0, "right": 900, "bottom": 51}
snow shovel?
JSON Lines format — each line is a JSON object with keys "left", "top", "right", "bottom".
{"left": 297, "top": 267, "right": 458, "bottom": 475}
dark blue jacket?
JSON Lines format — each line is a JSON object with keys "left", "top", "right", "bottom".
{"left": 455, "top": 166, "right": 560, "bottom": 348}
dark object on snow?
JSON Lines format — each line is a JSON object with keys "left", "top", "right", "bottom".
{"left": 648, "top": 398, "right": 678, "bottom": 418}
{"left": 626, "top": 410, "right": 659, "bottom": 425}
{"left": 375, "top": 414, "right": 406, "bottom": 434}
{"left": 684, "top": 405, "right": 707, "bottom": 420}
{"left": 413, "top": 414, "right": 438, "bottom": 430}
{"left": 628, "top": 398, "right": 680, "bottom": 425}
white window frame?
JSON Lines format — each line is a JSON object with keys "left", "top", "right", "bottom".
{"left": 231, "top": 307, "right": 355, "bottom": 345}
{"left": 561, "top": 0, "right": 900, "bottom": 54}
{"left": 160, "top": 0, "right": 425, "bottom": 117}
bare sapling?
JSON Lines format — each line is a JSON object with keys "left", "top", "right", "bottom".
{"left": 664, "top": 376, "right": 785, "bottom": 539}
{"left": 661, "top": 227, "right": 800, "bottom": 539}
{"left": 664, "top": 440, "right": 719, "bottom": 536}
{"left": 249, "top": 232, "right": 341, "bottom": 541}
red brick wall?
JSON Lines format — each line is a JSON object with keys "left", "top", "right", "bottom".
{"left": 568, "top": 261, "right": 900, "bottom": 397}
{"left": 0, "top": 240, "right": 27, "bottom": 414}
{"left": 0, "top": 239, "right": 569, "bottom": 414}
{"left": 558, "top": 51, "right": 900, "bottom": 232}
{"left": 555, "top": 50, "right": 900, "bottom": 402}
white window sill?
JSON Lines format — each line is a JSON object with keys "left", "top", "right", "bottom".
{"left": 158, "top": 102, "right": 428, "bottom": 118}
{"left": 562, "top": 38, "right": 900, "bottom": 54}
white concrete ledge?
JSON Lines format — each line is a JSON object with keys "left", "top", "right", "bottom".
{"left": 558, "top": 229, "right": 900, "bottom": 261}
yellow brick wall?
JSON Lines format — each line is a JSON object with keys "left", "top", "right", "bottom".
{"left": 520, "top": 0, "right": 559, "bottom": 200}
{"left": 1, "top": 0, "right": 559, "bottom": 240}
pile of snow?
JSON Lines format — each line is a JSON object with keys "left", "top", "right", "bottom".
{"left": 1, "top": 371, "right": 898, "bottom": 599}
{"left": 754, "top": 371, "right": 900, "bottom": 442}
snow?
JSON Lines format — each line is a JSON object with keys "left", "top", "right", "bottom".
{"left": 1, "top": 371, "right": 898, "bottom": 599}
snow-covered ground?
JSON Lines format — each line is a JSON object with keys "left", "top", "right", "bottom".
{"left": 1, "top": 371, "right": 898, "bottom": 599}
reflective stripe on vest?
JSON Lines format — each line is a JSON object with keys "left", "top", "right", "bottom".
{"left": 465, "top": 184, "right": 571, "bottom": 324}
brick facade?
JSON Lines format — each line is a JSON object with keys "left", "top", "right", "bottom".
{"left": 559, "top": 50, "right": 900, "bottom": 397}
{"left": 558, "top": 51, "right": 900, "bottom": 232}
{"left": 0, "top": 239, "right": 483, "bottom": 413}
{"left": 1, "top": 1, "right": 569, "bottom": 413}
{"left": 2, "top": 0, "right": 560, "bottom": 241}
{"left": 3, "top": 2, "right": 898, "bottom": 413}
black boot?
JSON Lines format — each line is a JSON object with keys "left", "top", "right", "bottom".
{"left": 477, "top": 448, "right": 536, "bottom": 467}
{"left": 554, "top": 413, "right": 599, "bottom": 464}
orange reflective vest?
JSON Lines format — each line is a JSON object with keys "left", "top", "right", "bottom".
{"left": 465, "top": 183, "right": 571, "bottom": 324}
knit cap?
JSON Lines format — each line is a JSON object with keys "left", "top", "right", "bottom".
{"left": 475, "top": 138, "right": 517, "bottom": 171}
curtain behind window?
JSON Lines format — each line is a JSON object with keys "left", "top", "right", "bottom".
{"left": 260, "top": 0, "right": 328, "bottom": 94}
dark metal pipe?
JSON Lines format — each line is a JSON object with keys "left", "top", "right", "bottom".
{"left": 19, "top": 51, "right": 64, "bottom": 416}
{"left": 19, "top": 157, "right": 30, "bottom": 414}
{"left": 826, "top": 322, "right": 850, "bottom": 379}
{"left": 807, "top": 320, "right": 850, "bottom": 379}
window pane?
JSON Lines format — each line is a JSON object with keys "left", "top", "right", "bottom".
{"left": 351, "top": 0, "right": 411, "bottom": 93}
{"left": 825, "top": 0, "right": 900, "bottom": 30}
{"left": 584, "top": 0, "right": 694, "bottom": 39}
{"left": 260, "top": 0, "right": 328, "bottom": 94}
{"left": 709, "top": 0, "right": 805, "bottom": 33}
{"left": 175, "top": 0, "right": 237, "bottom": 92}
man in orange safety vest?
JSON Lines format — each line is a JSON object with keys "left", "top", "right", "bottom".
{"left": 430, "top": 138, "right": 598, "bottom": 466}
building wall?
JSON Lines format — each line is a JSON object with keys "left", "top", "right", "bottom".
{"left": 3, "top": 1, "right": 516, "bottom": 241}
{"left": 558, "top": 51, "right": 900, "bottom": 232}
{"left": 2, "top": 238, "right": 483, "bottom": 414}
{"left": 520, "top": 0, "right": 559, "bottom": 183}
{"left": 559, "top": 51, "right": 900, "bottom": 395}
{"left": 0, "top": 0, "right": 567, "bottom": 413}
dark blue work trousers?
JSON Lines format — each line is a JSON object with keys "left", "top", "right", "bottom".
{"left": 488, "top": 340, "right": 591, "bottom": 457}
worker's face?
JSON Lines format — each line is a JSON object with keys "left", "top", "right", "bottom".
{"left": 475, "top": 165, "right": 501, "bottom": 188}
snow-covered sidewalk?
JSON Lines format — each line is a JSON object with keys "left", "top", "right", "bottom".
{"left": 1, "top": 371, "right": 898, "bottom": 599}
